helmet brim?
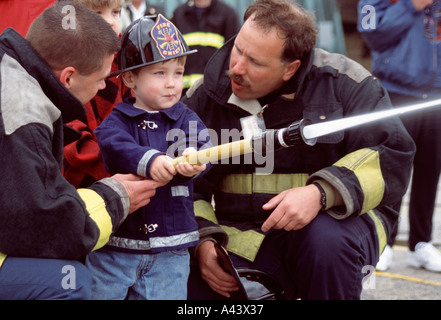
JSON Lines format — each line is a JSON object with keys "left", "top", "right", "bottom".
{"left": 109, "top": 49, "right": 198, "bottom": 78}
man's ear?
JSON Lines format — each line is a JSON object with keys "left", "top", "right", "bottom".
{"left": 58, "top": 66, "right": 76, "bottom": 89}
{"left": 121, "top": 71, "right": 136, "bottom": 89}
{"left": 282, "top": 60, "right": 301, "bottom": 82}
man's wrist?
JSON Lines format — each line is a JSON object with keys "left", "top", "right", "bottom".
{"left": 313, "top": 181, "right": 327, "bottom": 210}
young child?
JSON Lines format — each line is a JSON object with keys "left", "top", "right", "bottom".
{"left": 86, "top": 14, "right": 212, "bottom": 300}
{"left": 63, "top": 0, "right": 132, "bottom": 188}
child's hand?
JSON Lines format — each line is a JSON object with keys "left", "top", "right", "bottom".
{"left": 150, "top": 155, "right": 177, "bottom": 183}
{"left": 176, "top": 148, "right": 206, "bottom": 178}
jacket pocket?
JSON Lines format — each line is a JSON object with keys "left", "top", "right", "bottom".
{"left": 168, "top": 185, "right": 198, "bottom": 233}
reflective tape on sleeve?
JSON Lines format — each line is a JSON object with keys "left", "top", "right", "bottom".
{"left": 0, "top": 252, "right": 6, "bottom": 270}
{"left": 77, "top": 189, "right": 113, "bottom": 251}
{"left": 334, "top": 149, "right": 385, "bottom": 213}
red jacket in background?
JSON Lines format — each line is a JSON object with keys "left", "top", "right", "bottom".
{"left": 63, "top": 58, "right": 132, "bottom": 188}
{"left": 0, "top": 0, "right": 55, "bottom": 36}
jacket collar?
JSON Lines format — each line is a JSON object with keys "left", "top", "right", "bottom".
{"left": 0, "top": 28, "right": 86, "bottom": 124}
{"left": 115, "top": 98, "right": 188, "bottom": 121}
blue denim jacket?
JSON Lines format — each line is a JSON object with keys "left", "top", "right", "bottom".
{"left": 95, "top": 99, "right": 212, "bottom": 253}
{"left": 358, "top": 0, "right": 441, "bottom": 98}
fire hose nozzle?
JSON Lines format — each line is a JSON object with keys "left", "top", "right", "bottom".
{"left": 251, "top": 119, "right": 317, "bottom": 155}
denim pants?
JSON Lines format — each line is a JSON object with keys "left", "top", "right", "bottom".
{"left": 85, "top": 247, "right": 190, "bottom": 300}
{"left": 0, "top": 257, "right": 91, "bottom": 300}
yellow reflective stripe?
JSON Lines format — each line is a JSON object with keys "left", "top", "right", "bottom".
{"left": 183, "top": 32, "right": 225, "bottom": 49}
{"left": 0, "top": 252, "right": 6, "bottom": 269}
{"left": 220, "top": 226, "right": 265, "bottom": 262}
{"left": 367, "top": 210, "right": 387, "bottom": 254}
{"left": 220, "top": 173, "right": 309, "bottom": 195}
{"left": 334, "top": 149, "right": 385, "bottom": 213}
{"left": 183, "top": 74, "right": 203, "bottom": 89}
{"left": 194, "top": 200, "right": 264, "bottom": 262}
{"left": 77, "top": 189, "right": 112, "bottom": 251}
{"left": 194, "top": 199, "right": 218, "bottom": 223}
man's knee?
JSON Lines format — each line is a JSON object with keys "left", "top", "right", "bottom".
{"left": 0, "top": 258, "right": 91, "bottom": 300}
{"left": 60, "top": 261, "right": 92, "bottom": 300}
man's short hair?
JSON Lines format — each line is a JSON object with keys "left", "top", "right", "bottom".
{"left": 244, "top": 0, "right": 317, "bottom": 62}
{"left": 26, "top": 1, "right": 120, "bottom": 75}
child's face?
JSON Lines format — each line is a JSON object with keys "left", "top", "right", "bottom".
{"left": 91, "top": 5, "right": 122, "bottom": 35}
{"left": 130, "top": 59, "right": 185, "bottom": 112}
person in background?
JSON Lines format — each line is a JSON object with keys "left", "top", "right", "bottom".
{"left": 62, "top": 0, "right": 133, "bottom": 188}
{"left": 359, "top": 0, "right": 441, "bottom": 272}
{"left": 120, "top": 0, "right": 165, "bottom": 33}
{"left": 171, "top": 0, "right": 241, "bottom": 92}
{"left": 0, "top": 1, "right": 161, "bottom": 300}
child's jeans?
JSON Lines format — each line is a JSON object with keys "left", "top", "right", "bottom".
{"left": 85, "top": 247, "right": 190, "bottom": 300}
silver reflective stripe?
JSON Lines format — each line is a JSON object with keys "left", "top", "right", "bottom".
{"left": 138, "top": 149, "right": 161, "bottom": 177}
{"left": 107, "top": 231, "right": 200, "bottom": 250}
{"left": 108, "top": 236, "right": 151, "bottom": 250}
{"left": 171, "top": 186, "right": 190, "bottom": 197}
{"left": 99, "top": 178, "right": 130, "bottom": 221}
{"left": 151, "top": 231, "right": 199, "bottom": 249}
{"left": 1, "top": 54, "right": 61, "bottom": 135}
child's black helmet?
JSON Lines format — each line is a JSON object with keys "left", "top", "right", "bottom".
{"left": 113, "top": 14, "right": 197, "bottom": 76}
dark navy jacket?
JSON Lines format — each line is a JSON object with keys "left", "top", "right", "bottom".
{"left": 95, "top": 99, "right": 212, "bottom": 253}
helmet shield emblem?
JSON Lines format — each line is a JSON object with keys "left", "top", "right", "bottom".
{"left": 152, "top": 14, "right": 184, "bottom": 60}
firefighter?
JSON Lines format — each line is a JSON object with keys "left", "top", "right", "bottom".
{"left": 183, "top": 0, "right": 416, "bottom": 300}
{"left": 0, "top": 2, "right": 161, "bottom": 300}
{"left": 171, "top": 0, "right": 241, "bottom": 91}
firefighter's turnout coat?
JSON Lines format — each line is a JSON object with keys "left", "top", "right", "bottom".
{"left": 171, "top": 0, "right": 241, "bottom": 89}
{"left": 0, "top": 29, "right": 129, "bottom": 268}
{"left": 182, "top": 37, "right": 416, "bottom": 262}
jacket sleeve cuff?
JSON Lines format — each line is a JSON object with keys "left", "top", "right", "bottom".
{"left": 137, "top": 149, "right": 163, "bottom": 179}
{"left": 308, "top": 172, "right": 352, "bottom": 220}
{"left": 95, "top": 177, "right": 130, "bottom": 223}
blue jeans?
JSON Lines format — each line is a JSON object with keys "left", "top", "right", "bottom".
{"left": 85, "top": 247, "right": 190, "bottom": 300}
{"left": 0, "top": 257, "right": 91, "bottom": 300}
